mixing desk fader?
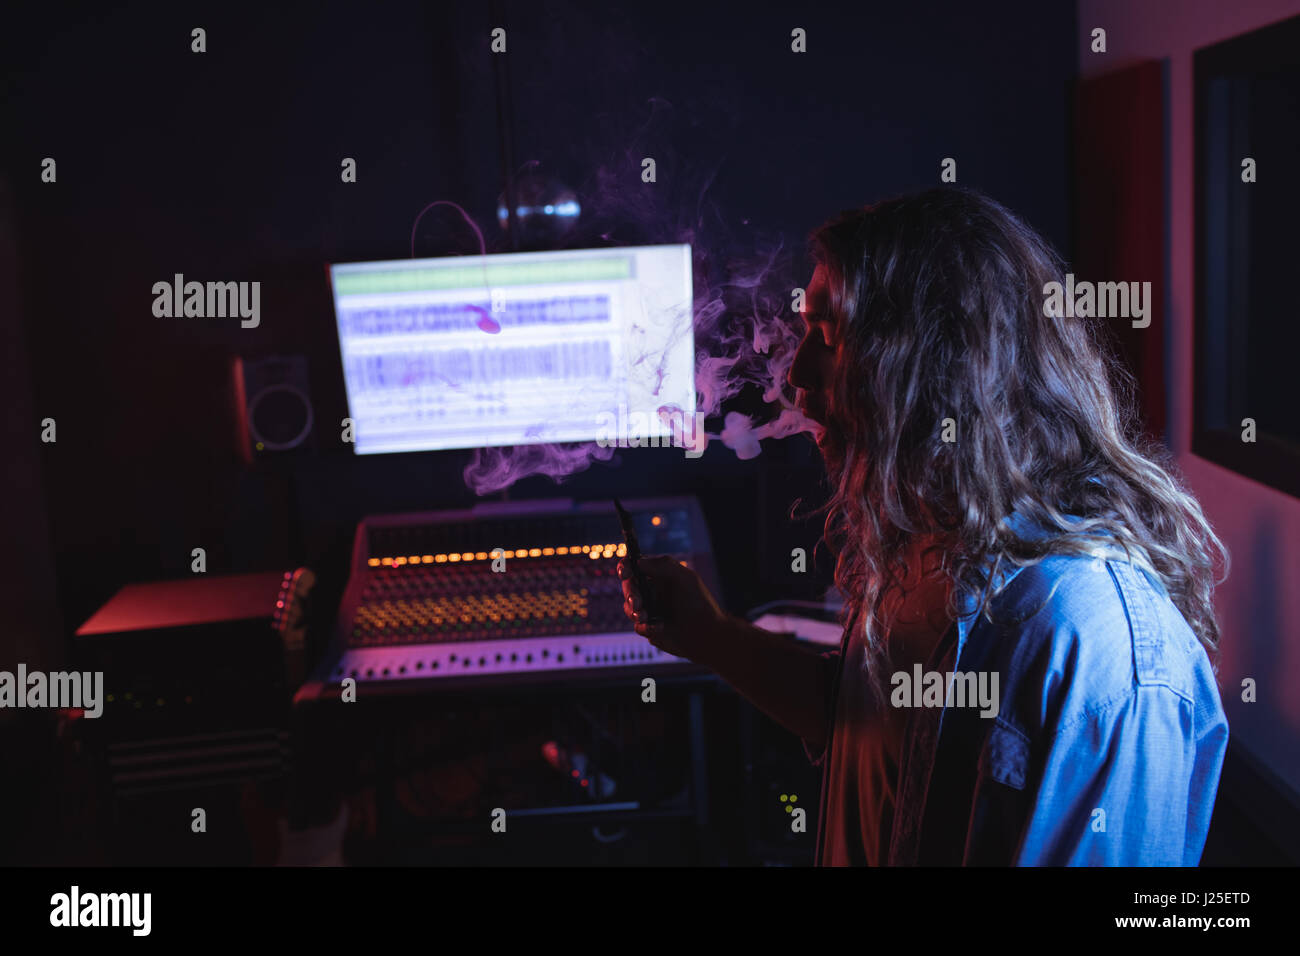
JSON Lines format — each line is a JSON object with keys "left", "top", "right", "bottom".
{"left": 296, "top": 497, "right": 718, "bottom": 700}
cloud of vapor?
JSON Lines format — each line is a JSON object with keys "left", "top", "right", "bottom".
{"left": 458, "top": 97, "right": 819, "bottom": 495}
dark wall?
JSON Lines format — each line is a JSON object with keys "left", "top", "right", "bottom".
{"left": 3, "top": 0, "right": 1076, "bottom": 640}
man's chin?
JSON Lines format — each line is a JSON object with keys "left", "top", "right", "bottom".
{"left": 811, "top": 424, "right": 842, "bottom": 461}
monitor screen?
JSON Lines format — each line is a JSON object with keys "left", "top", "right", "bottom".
{"left": 329, "top": 245, "right": 695, "bottom": 455}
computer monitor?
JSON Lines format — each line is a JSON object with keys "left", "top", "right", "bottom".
{"left": 329, "top": 245, "right": 695, "bottom": 455}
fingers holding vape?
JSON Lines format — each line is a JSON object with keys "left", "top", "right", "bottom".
{"left": 617, "top": 554, "right": 728, "bottom": 665}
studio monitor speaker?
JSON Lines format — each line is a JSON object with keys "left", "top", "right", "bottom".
{"left": 232, "top": 354, "right": 315, "bottom": 461}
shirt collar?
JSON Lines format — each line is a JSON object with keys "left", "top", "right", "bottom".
{"left": 951, "top": 507, "right": 1056, "bottom": 663}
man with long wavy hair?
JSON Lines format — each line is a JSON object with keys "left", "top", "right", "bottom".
{"left": 618, "top": 186, "right": 1229, "bottom": 865}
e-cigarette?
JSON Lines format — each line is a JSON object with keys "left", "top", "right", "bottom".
{"left": 614, "top": 499, "right": 660, "bottom": 624}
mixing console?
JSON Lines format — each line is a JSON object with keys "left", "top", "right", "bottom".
{"left": 297, "top": 496, "right": 717, "bottom": 699}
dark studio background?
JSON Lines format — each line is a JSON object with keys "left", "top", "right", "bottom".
{"left": 3, "top": 0, "right": 1295, "bottom": 868}
{"left": 2, "top": 0, "right": 1072, "bottom": 637}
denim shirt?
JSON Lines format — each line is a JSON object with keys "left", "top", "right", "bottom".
{"left": 809, "top": 513, "right": 1230, "bottom": 865}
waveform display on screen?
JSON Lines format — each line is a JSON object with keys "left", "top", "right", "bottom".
{"left": 342, "top": 294, "right": 611, "bottom": 338}
{"left": 329, "top": 245, "right": 694, "bottom": 455}
{"left": 347, "top": 340, "right": 614, "bottom": 389}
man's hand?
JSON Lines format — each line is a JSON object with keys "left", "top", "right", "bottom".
{"left": 616, "top": 555, "right": 731, "bottom": 667}
{"left": 619, "top": 554, "right": 839, "bottom": 748}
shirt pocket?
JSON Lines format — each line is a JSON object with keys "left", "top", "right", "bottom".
{"left": 962, "top": 716, "right": 1033, "bottom": 864}
{"left": 977, "top": 717, "right": 1030, "bottom": 790}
